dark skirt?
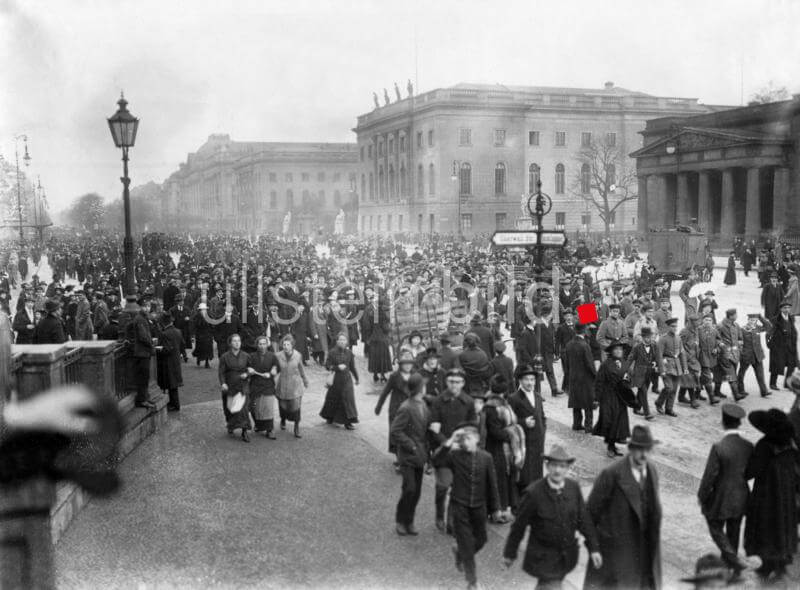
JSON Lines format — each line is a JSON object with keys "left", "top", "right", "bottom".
{"left": 226, "top": 393, "right": 251, "bottom": 431}
{"left": 724, "top": 267, "right": 736, "bottom": 285}
{"left": 593, "top": 392, "right": 631, "bottom": 444}
{"left": 319, "top": 372, "right": 359, "bottom": 425}
{"left": 279, "top": 397, "right": 302, "bottom": 422}
{"left": 368, "top": 341, "right": 392, "bottom": 373}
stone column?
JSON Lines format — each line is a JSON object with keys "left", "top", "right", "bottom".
{"left": 661, "top": 175, "right": 676, "bottom": 227}
{"left": 676, "top": 172, "right": 690, "bottom": 224}
{"left": 637, "top": 174, "right": 648, "bottom": 234}
{"left": 646, "top": 176, "right": 661, "bottom": 229}
{"left": 697, "top": 171, "right": 711, "bottom": 233}
{"left": 744, "top": 167, "right": 761, "bottom": 239}
{"left": 720, "top": 168, "right": 736, "bottom": 236}
{"left": 773, "top": 167, "right": 790, "bottom": 233}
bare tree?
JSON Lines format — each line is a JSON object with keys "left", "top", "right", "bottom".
{"left": 570, "top": 137, "right": 637, "bottom": 236}
{"left": 749, "top": 81, "right": 790, "bottom": 105}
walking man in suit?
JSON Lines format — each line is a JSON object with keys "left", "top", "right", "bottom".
{"left": 584, "top": 425, "right": 662, "bottom": 590}
{"left": 564, "top": 323, "right": 596, "bottom": 432}
{"left": 504, "top": 445, "right": 602, "bottom": 589}
{"left": 697, "top": 403, "right": 753, "bottom": 575}
{"left": 509, "top": 364, "right": 547, "bottom": 494}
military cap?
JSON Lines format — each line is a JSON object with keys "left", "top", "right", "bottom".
{"left": 721, "top": 403, "right": 745, "bottom": 420}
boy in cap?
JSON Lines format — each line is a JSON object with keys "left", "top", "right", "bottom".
{"left": 504, "top": 445, "right": 602, "bottom": 589}
{"left": 697, "top": 403, "right": 752, "bottom": 575}
{"left": 432, "top": 422, "right": 501, "bottom": 590}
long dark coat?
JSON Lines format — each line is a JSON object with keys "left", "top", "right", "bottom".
{"left": 584, "top": 458, "right": 662, "bottom": 590}
{"left": 768, "top": 313, "right": 798, "bottom": 373}
{"left": 565, "top": 336, "right": 596, "bottom": 409}
{"left": 744, "top": 436, "right": 799, "bottom": 563}
{"left": 482, "top": 399, "right": 516, "bottom": 510}
{"left": 761, "top": 283, "right": 784, "bottom": 320}
{"left": 319, "top": 346, "right": 359, "bottom": 425}
{"left": 291, "top": 309, "right": 312, "bottom": 360}
{"left": 723, "top": 255, "right": 737, "bottom": 285}
{"left": 156, "top": 325, "right": 184, "bottom": 390}
{"left": 508, "top": 387, "right": 546, "bottom": 485}
{"left": 697, "top": 432, "right": 753, "bottom": 520}
{"left": 192, "top": 314, "right": 215, "bottom": 361}
{"left": 592, "top": 359, "right": 638, "bottom": 444}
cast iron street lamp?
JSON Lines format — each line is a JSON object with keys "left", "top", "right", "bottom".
{"left": 14, "top": 134, "right": 31, "bottom": 246}
{"left": 107, "top": 93, "right": 140, "bottom": 295}
{"left": 526, "top": 179, "right": 553, "bottom": 269}
{"left": 450, "top": 160, "right": 463, "bottom": 240}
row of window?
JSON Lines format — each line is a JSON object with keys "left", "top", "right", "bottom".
{"left": 361, "top": 163, "right": 437, "bottom": 201}
{"left": 454, "top": 162, "right": 616, "bottom": 196}
{"left": 359, "top": 211, "right": 626, "bottom": 234}
{"left": 252, "top": 172, "right": 347, "bottom": 183}
{"left": 253, "top": 189, "right": 344, "bottom": 210}
{"left": 360, "top": 129, "right": 618, "bottom": 162}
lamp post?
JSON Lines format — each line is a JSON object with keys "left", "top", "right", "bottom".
{"left": 526, "top": 179, "right": 553, "bottom": 269}
{"left": 665, "top": 124, "right": 680, "bottom": 227}
{"left": 14, "top": 134, "right": 31, "bottom": 247}
{"left": 450, "top": 160, "right": 462, "bottom": 240}
{"left": 107, "top": 93, "right": 140, "bottom": 296}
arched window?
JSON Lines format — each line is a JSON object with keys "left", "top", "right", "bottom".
{"left": 378, "top": 166, "right": 385, "bottom": 200}
{"left": 528, "top": 163, "right": 540, "bottom": 193}
{"left": 459, "top": 162, "right": 471, "bottom": 196}
{"left": 581, "top": 163, "right": 591, "bottom": 194}
{"left": 388, "top": 165, "right": 396, "bottom": 199}
{"left": 555, "top": 163, "right": 565, "bottom": 194}
{"left": 361, "top": 174, "right": 366, "bottom": 202}
{"left": 495, "top": 163, "right": 506, "bottom": 195}
{"left": 607, "top": 164, "right": 616, "bottom": 187}
{"left": 429, "top": 163, "right": 435, "bottom": 196}
{"left": 334, "top": 190, "right": 341, "bottom": 207}
{"left": 400, "top": 164, "right": 407, "bottom": 196}
{"left": 417, "top": 164, "right": 424, "bottom": 197}
{"left": 286, "top": 189, "right": 294, "bottom": 209}
{"left": 369, "top": 173, "right": 374, "bottom": 200}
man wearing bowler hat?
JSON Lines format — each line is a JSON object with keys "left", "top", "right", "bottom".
{"left": 584, "top": 425, "right": 662, "bottom": 590}
{"left": 767, "top": 300, "right": 797, "bottom": 390}
{"left": 504, "top": 444, "right": 602, "bottom": 589}
{"left": 509, "top": 364, "right": 547, "bottom": 493}
{"left": 697, "top": 403, "right": 753, "bottom": 575}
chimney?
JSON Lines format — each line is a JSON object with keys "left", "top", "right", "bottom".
{"left": 604, "top": 81, "right": 614, "bottom": 90}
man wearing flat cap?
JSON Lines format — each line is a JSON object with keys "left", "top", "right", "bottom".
{"left": 504, "top": 445, "right": 602, "bottom": 588}
{"left": 655, "top": 317, "right": 685, "bottom": 416}
{"left": 584, "top": 425, "right": 662, "bottom": 590}
{"left": 738, "top": 313, "right": 770, "bottom": 398}
{"left": 697, "top": 403, "right": 752, "bottom": 574}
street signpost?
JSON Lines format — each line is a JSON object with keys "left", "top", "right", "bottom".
{"left": 491, "top": 229, "right": 566, "bottom": 248}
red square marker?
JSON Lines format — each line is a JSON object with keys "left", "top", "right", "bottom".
{"left": 577, "top": 303, "right": 598, "bottom": 325}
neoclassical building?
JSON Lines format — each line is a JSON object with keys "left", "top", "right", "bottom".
{"left": 162, "top": 134, "right": 359, "bottom": 234}
{"left": 631, "top": 97, "right": 800, "bottom": 241}
{"left": 353, "top": 82, "right": 729, "bottom": 237}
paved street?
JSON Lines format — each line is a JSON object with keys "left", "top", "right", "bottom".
{"left": 55, "top": 265, "right": 800, "bottom": 589}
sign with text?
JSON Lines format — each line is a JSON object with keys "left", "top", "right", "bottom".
{"left": 491, "top": 230, "right": 567, "bottom": 248}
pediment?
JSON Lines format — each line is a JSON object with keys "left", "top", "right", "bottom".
{"left": 631, "top": 127, "right": 788, "bottom": 158}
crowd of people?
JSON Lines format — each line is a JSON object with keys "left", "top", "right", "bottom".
{"left": 2, "top": 230, "right": 800, "bottom": 588}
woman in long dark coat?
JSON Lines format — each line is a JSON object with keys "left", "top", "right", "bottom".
{"left": 366, "top": 306, "right": 392, "bottom": 383}
{"left": 592, "top": 340, "right": 639, "bottom": 457}
{"left": 723, "top": 252, "right": 737, "bottom": 286}
{"left": 375, "top": 351, "right": 416, "bottom": 454}
{"left": 744, "top": 409, "right": 799, "bottom": 582}
{"left": 218, "top": 333, "right": 252, "bottom": 442}
{"left": 192, "top": 304, "right": 214, "bottom": 368}
{"left": 320, "top": 332, "right": 360, "bottom": 429}
{"left": 291, "top": 303, "right": 312, "bottom": 363}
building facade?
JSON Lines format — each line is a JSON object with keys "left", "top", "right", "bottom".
{"left": 631, "top": 98, "right": 800, "bottom": 241}
{"left": 162, "top": 135, "right": 359, "bottom": 234}
{"left": 353, "top": 82, "right": 729, "bottom": 237}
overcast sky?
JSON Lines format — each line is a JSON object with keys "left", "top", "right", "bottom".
{"left": 1, "top": 0, "right": 798, "bottom": 212}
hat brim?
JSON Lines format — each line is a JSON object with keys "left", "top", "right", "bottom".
{"left": 543, "top": 455, "right": 576, "bottom": 464}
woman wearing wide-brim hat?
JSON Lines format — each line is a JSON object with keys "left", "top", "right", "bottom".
{"left": 743, "top": 408, "right": 799, "bottom": 582}
{"left": 592, "top": 340, "right": 640, "bottom": 457}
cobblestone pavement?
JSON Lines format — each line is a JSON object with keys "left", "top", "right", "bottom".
{"left": 55, "top": 265, "right": 800, "bottom": 589}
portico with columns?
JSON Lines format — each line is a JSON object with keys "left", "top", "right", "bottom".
{"left": 631, "top": 98, "right": 800, "bottom": 242}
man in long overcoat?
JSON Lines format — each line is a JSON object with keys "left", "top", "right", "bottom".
{"left": 767, "top": 300, "right": 798, "bottom": 389}
{"left": 509, "top": 364, "right": 547, "bottom": 494}
{"left": 697, "top": 403, "right": 753, "bottom": 573}
{"left": 584, "top": 425, "right": 662, "bottom": 590}
{"left": 626, "top": 327, "right": 661, "bottom": 420}
{"left": 156, "top": 313, "right": 184, "bottom": 411}
{"left": 565, "top": 323, "right": 596, "bottom": 431}
{"left": 761, "top": 273, "right": 783, "bottom": 320}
